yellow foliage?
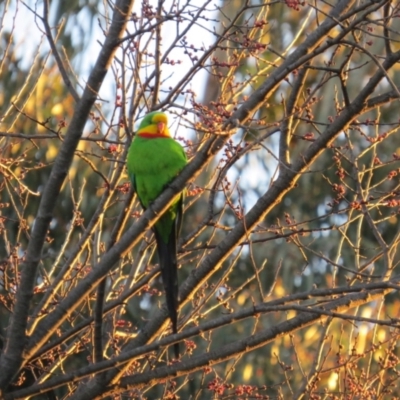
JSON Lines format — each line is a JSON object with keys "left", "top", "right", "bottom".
{"left": 270, "top": 344, "right": 279, "bottom": 365}
{"left": 46, "top": 144, "right": 58, "bottom": 161}
{"left": 304, "top": 325, "right": 318, "bottom": 341}
{"left": 274, "top": 277, "right": 285, "bottom": 297}
{"left": 51, "top": 103, "right": 64, "bottom": 116}
{"left": 237, "top": 293, "right": 247, "bottom": 306}
{"left": 377, "top": 328, "right": 386, "bottom": 342}
{"left": 354, "top": 324, "right": 368, "bottom": 355}
{"left": 242, "top": 363, "right": 253, "bottom": 382}
{"left": 327, "top": 372, "right": 338, "bottom": 390}
{"left": 286, "top": 309, "right": 296, "bottom": 320}
{"left": 11, "top": 142, "right": 21, "bottom": 155}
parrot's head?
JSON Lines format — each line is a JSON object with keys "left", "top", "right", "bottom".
{"left": 137, "top": 111, "right": 171, "bottom": 138}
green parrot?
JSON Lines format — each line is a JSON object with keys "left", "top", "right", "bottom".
{"left": 127, "top": 111, "right": 187, "bottom": 358}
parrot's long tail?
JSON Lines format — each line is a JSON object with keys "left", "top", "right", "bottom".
{"left": 154, "top": 230, "right": 180, "bottom": 359}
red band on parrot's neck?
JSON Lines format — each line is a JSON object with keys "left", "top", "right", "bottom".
{"left": 137, "top": 132, "right": 169, "bottom": 138}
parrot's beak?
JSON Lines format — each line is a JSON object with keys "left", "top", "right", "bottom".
{"left": 157, "top": 122, "right": 166, "bottom": 134}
